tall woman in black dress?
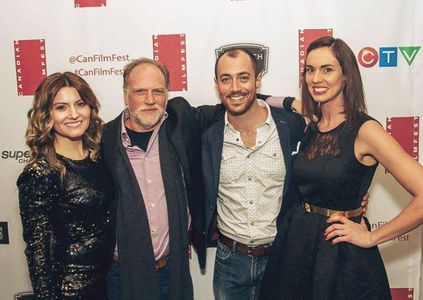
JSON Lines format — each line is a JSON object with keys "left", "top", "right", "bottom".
{"left": 260, "top": 37, "right": 423, "bottom": 299}
{"left": 17, "top": 72, "right": 113, "bottom": 299}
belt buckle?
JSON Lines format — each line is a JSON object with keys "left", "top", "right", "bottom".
{"left": 155, "top": 257, "right": 168, "bottom": 271}
{"left": 327, "top": 209, "right": 338, "bottom": 217}
{"left": 247, "top": 243, "right": 270, "bottom": 256}
{"left": 247, "top": 245, "right": 258, "bottom": 256}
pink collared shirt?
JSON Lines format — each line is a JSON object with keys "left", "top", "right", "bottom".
{"left": 119, "top": 109, "right": 170, "bottom": 260}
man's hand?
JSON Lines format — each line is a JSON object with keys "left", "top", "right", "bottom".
{"left": 291, "top": 99, "right": 302, "bottom": 114}
{"left": 264, "top": 96, "right": 302, "bottom": 113}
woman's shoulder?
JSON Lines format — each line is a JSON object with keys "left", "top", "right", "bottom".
{"left": 346, "top": 112, "right": 382, "bottom": 135}
{"left": 356, "top": 112, "right": 380, "bottom": 125}
{"left": 354, "top": 113, "right": 386, "bottom": 146}
{"left": 17, "top": 157, "right": 58, "bottom": 187}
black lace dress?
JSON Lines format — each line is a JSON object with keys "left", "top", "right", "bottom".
{"left": 260, "top": 114, "right": 391, "bottom": 300}
{"left": 17, "top": 155, "right": 114, "bottom": 300}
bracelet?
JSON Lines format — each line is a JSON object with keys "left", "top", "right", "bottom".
{"left": 256, "top": 93, "right": 269, "bottom": 100}
{"left": 283, "top": 97, "right": 295, "bottom": 111}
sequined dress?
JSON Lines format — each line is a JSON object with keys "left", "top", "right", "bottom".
{"left": 260, "top": 114, "right": 391, "bottom": 300}
{"left": 17, "top": 154, "right": 113, "bottom": 300}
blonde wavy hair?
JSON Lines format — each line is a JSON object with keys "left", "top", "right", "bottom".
{"left": 25, "top": 72, "right": 103, "bottom": 177}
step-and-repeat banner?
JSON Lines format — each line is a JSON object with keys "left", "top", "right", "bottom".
{"left": 0, "top": 1, "right": 422, "bottom": 299}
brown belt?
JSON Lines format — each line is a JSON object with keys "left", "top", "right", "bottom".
{"left": 219, "top": 234, "right": 272, "bottom": 257}
{"left": 155, "top": 256, "right": 168, "bottom": 271}
{"left": 302, "top": 202, "right": 363, "bottom": 218}
{"left": 113, "top": 254, "right": 168, "bottom": 271}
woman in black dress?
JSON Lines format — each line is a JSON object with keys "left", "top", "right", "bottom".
{"left": 260, "top": 37, "right": 423, "bottom": 299}
{"left": 17, "top": 72, "right": 113, "bottom": 299}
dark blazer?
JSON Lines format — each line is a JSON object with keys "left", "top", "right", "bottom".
{"left": 101, "top": 97, "right": 211, "bottom": 300}
{"left": 202, "top": 106, "right": 305, "bottom": 245}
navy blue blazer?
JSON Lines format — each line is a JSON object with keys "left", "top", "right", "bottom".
{"left": 201, "top": 106, "right": 305, "bottom": 245}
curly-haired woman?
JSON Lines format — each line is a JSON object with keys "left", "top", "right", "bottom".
{"left": 17, "top": 72, "right": 113, "bottom": 299}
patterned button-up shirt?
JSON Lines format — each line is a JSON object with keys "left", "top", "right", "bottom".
{"left": 217, "top": 100, "right": 286, "bottom": 246}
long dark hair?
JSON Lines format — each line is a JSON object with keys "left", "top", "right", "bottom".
{"left": 301, "top": 36, "right": 367, "bottom": 125}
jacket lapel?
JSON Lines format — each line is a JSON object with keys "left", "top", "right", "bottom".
{"left": 271, "top": 108, "right": 292, "bottom": 198}
{"left": 114, "top": 119, "right": 143, "bottom": 206}
{"left": 210, "top": 119, "right": 225, "bottom": 197}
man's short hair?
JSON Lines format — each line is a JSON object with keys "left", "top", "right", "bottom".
{"left": 123, "top": 58, "right": 170, "bottom": 90}
{"left": 214, "top": 48, "right": 258, "bottom": 79}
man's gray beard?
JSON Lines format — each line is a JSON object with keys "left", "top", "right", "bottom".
{"left": 131, "top": 109, "right": 164, "bottom": 131}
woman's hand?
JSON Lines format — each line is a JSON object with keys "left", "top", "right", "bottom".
{"left": 324, "top": 216, "right": 375, "bottom": 248}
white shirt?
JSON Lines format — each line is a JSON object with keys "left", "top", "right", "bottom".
{"left": 217, "top": 100, "right": 286, "bottom": 246}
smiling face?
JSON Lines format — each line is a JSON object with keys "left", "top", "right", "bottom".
{"left": 305, "top": 46, "right": 345, "bottom": 105}
{"left": 51, "top": 86, "right": 91, "bottom": 144}
{"left": 124, "top": 63, "right": 168, "bottom": 132}
{"left": 215, "top": 50, "right": 261, "bottom": 116}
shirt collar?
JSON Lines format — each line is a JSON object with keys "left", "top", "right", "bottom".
{"left": 224, "top": 99, "right": 271, "bottom": 131}
{"left": 120, "top": 108, "right": 168, "bottom": 146}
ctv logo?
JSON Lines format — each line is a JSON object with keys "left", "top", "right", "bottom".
{"left": 358, "top": 46, "right": 421, "bottom": 68}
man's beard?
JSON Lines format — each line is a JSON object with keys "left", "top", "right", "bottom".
{"left": 130, "top": 106, "right": 164, "bottom": 131}
{"left": 224, "top": 93, "right": 255, "bottom": 116}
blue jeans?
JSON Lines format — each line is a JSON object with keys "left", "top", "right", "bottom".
{"left": 106, "top": 259, "right": 170, "bottom": 300}
{"left": 106, "top": 260, "right": 121, "bottom": 300}
{"left": 213, "top": 240, "right": 269, "bottom": 300}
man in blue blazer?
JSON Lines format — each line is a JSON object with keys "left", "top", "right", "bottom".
{"left": 201, "top": 48, "right": 305, "bottom": 300}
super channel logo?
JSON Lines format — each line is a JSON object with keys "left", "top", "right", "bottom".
{"left": 2, "top": 150, "right": 30, "bottom": 164}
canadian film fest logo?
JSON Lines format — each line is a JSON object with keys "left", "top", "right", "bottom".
{"left": 386, "top": 116, "right": 419, "bottom": 162}
{"left": 74, "top": 0, "right": 106, "bottom": 7}
{"left": 215, "top": 43, "right": 270, "bottom": 77}
{"left": 382, "top": 116, "right": 419, "bottom": 300}
{"left": 153, "top": 34, "right": 188, "bottom": 91}
{"left": 390, "top": 288, "right": 414, "bottom": 300}
{"left": 298, "top": 28, "right": 333, "bottom": 85}
{"left": 14, "top": 39, "right": 47, "bottom": 96}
